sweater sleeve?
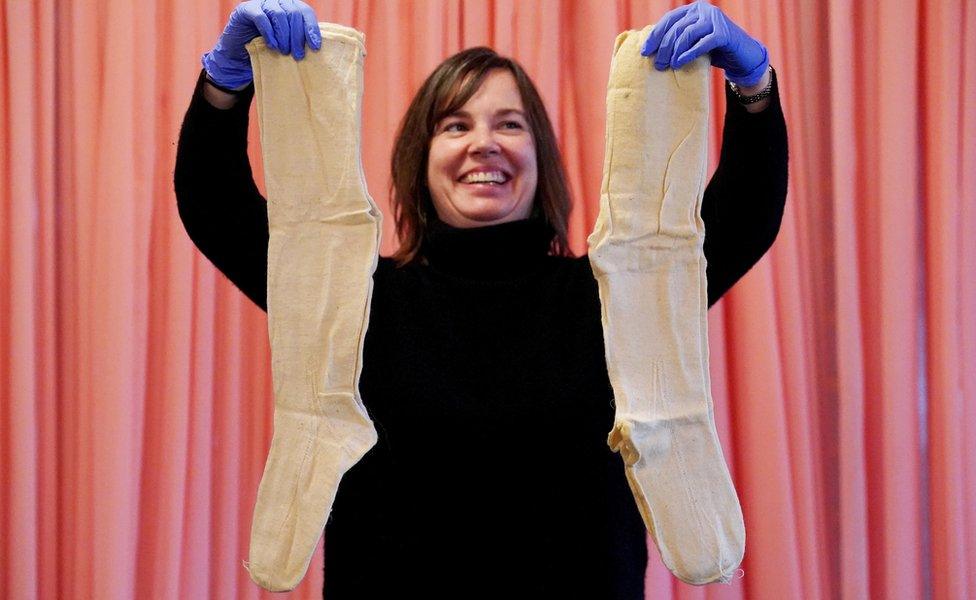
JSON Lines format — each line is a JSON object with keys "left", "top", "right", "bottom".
{"left": 701, "top": 67, "right": 789, "bottom": 307}
{"left": 174, "top": 69, "right": 270, "bottom": 312}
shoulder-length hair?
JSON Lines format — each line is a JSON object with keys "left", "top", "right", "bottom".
{"left": 388, "top": 47, "right": 575, "bottom": 267}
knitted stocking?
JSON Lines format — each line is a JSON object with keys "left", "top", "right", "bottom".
{"left": 587, "top": 27, "right": 745, "bottom": 585}
{"left": 242, "top": 23, "right": 381, "bottom": 592}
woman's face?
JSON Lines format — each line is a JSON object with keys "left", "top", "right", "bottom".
{"left": 426, "top": 68, "right": 538, "bottom": 228}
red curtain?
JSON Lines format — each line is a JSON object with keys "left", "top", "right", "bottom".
{"left": 1, "top": 1, "right": 973, "bottom": 598}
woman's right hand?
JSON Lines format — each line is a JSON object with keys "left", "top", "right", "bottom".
{"left": 202, "top": 0, "right": 322, "bottom": 91}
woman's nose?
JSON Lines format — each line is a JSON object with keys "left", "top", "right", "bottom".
{"left": 469, "top": 127, "right": 501, "bottom": 156}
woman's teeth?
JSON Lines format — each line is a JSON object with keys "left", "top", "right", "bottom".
{"left": 461, "top": 171, "right": 508, "bottom": 184}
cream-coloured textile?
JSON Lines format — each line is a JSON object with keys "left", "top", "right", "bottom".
{"left": 242, "top": 23, "right": 381, "bottom": 592}
{"left": 587, "top": 27, "right": 745, "bottom": 585}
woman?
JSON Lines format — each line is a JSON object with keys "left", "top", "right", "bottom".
{"left": 175, "top": 1, "right": 788, "bottom": 597}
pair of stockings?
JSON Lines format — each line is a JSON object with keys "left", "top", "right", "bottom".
{"left": 241, "top": 19, "right": 743, "bottom": 591}
{"left": 587, "top": 27, "right": 746, "bottom": 585}
{"left": 241, "top": 23, "right": 381, "bottom": 592}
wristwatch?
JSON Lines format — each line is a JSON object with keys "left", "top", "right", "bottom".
{"left": 728, "top": 66, "right": 774, "bottom": 105}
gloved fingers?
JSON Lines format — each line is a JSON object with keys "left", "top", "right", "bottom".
{"left": 673, "top": 31, "right": 722, "bottom": 69}
{"left": 241, "top": 1, "right": 280, "bottom": 52}
{"left": 704, "top": 3, "right": 767, "bottom": 79}
{"left": 670, "top": 15, "right": 716, "bottom": 69}
{"left": 262, "top": 0, "right": 291, "bottom": 55}
{"left": 298, "top": 2, "right": 322, "bottom": 51}
{"left": 282, "top": 0, "right": 307, "bottom": 59}
{"left": 640, "top": 3, "right": 693, "bottom": 57}
{"left": 653, "top": 9, "right": 700, "bottom": 70}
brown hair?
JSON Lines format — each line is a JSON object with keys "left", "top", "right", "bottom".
{"left": 388, "top": 47, "right": 575, "bottom": 267}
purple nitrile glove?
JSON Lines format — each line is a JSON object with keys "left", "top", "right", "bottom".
{"left": 640, "top": 0, "right": 769, "bottom": 88}
{"left": 202, "top": 0, "right": 322, "bottom": 90}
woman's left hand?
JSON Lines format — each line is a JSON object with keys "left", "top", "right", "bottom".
{"left": 640, "top": 0, "right": 769, "bottom": 88}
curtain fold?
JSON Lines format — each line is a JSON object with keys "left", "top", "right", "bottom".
{"left": 922, "top": 1, "right": 975, "bottom": 599}
{"left": 822, "top": 0, "right": 870, "bottom": 597}
{"left": 1, "top": 1, "right": 972, "bottom": 598}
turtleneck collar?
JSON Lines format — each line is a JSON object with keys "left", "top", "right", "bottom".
{"left": 420, "top": 214, "right": 555, "bottom": 281}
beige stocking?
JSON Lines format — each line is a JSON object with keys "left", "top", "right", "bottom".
{"left": 587, "top": 27, "right": 745, "bottom": 585}
{"left": 242, "top": 23, "right": 381, "bottom": 592}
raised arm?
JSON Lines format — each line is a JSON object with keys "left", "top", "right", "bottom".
{"left": 174, "top": 70, "right": 270, "bottom": 311}
{"left": 173, "top": 0, "right": 322, "bottom": 313}
{"left": 640, "top": 0, "right": 788, "bottom": 307}
{"left": 701, "top": 67, "right": 788, "bottom": 307}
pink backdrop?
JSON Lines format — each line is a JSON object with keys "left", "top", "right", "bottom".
{"left": 2, "top": 1, "right": 974, "bottom": 598}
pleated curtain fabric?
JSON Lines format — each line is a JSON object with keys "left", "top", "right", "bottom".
{"left": 3, "top": 2, "right": 975, "bottom": 598}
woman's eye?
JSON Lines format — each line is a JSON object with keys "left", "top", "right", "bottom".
{"left": 442, "top": 120, "right": 522, "bottom": 132}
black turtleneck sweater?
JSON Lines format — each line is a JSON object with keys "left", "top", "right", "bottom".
{"left": 175, "top": 68, "right": 787, "bottom": 599}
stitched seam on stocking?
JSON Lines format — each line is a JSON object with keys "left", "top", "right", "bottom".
{"left": 695, "top": 253, "right": 732, "bottom": 577}
{"left": 597, "top": 277, "right": 621, "bottom": 413}
{"left": 660, "top": 123, "right": 698, "bottom": 238}
{"left": 655, "top": 358, "right": 711, "bottom": 563}
{"left": 603, "top": 90, "right": 617, "bottom": 237}
{"left": 350, "top": 265, "right": 377, "bottom": 415}
{"left": 624, "top": 464, "right": 659, "bottom": 551}
{"left": 344, "top": 42, "right": 381, "bottom": 220}
{"left": 344, "top": 44, "right": 379, "bottom": 412}
{"left": 310, "top": 44, "right": 359, "bottom": 208}
{"left": 301, "top": 40, "right": 376, "bottom": 422}
{"left": 277, "top": 416, "right": 317, "bottom": 537}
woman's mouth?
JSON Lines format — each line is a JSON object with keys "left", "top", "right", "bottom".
{"left": 459, "top": 179, "right": 511, "bottom": 196}
{"left": 463, "top": 180, "right": 508, "bottom": 187}
{"left": 457, "top": 170, "right": 513, "bottom": 195}
{"left": 458, "top": 170, "right": 511, "bottom": 185}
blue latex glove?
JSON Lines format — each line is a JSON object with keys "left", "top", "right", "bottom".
{"left": 640, "top": 0, "right": 769, "bottom": 88}
{"left": 202, "top": 0, "right": 322, "bottom": 90}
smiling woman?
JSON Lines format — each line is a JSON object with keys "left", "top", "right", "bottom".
{"left": 388, "top": 47, "right": 574, "bottom": 266}
{"left": 174, "top": 3, "right": 788, "bottom": 596}
{"left": 425, "top": 69, "right": 538, "bottom": 229}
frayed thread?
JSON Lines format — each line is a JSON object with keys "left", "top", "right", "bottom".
{"left": 715, "top": 566, "right": 745, "bottom": 585}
